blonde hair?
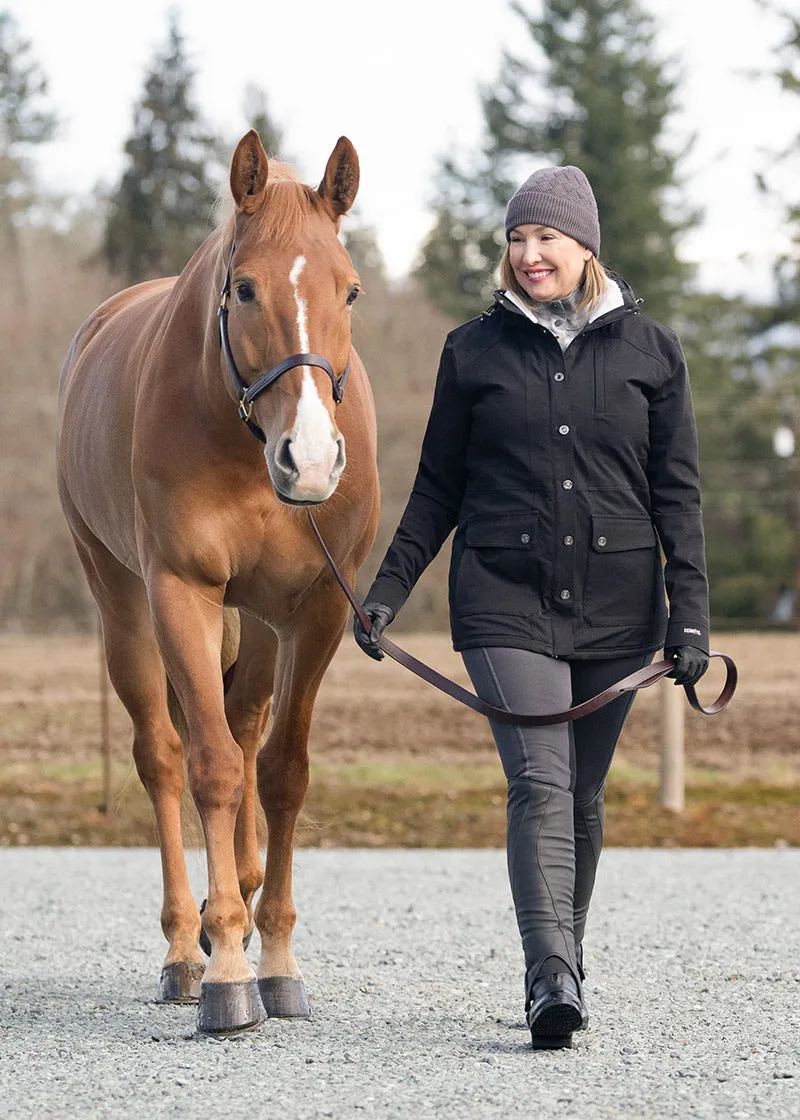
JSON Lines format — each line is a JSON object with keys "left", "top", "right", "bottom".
{"left": 499, "top": 247, "right": 608, "bottom": 313}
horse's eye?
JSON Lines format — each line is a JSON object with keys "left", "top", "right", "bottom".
{"left": 236, "top": 281, "right": 256, "bottom": 303}
{"left": 346, "top": 287, "right": 359, "bottom": 306}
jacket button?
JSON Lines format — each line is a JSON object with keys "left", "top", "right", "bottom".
{"left": 554, "top": 371, "right": 565, "bottom": 382}
{"left": 562, "top": 479, "right": 573, "bottom": 490}
{"left": 563, "top": 535, "right": 574, "bottom": 546}
{"left": 520, "top": 533, "right": 530, "bottom": 544}
{"left": 597, "top": 535, "right": 607, "bottom": 547}
{"left": 560, "top": 589, "right": 571, "bottom": 601}
{"left": 558, "top": 425, "right": 570, "bottom": 435}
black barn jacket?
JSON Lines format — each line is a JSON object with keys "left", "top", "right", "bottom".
{"left": 368, "top": 278, "right": 710, "bottom": 659}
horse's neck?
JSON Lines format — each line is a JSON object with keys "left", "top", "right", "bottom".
{"left": 156, "top": 234, "right": 239, "bottom": 437}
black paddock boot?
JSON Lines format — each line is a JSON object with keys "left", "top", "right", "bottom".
{"left": 526, "top": 972, "right": 584, "bottom": 1049}
{"left": 575, "top": 943, "right": 589, "bottom": 1030}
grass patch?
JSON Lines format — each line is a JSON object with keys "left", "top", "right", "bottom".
{"left": 1, "top": 758, "right": 798, "bottom": 849}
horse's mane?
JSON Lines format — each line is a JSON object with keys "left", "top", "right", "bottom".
{"left": 215, "top": 158, "right": 328, "bottom": 247}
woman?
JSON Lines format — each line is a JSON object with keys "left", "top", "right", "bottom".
{"left": 354, "top": 165, "right": 710, "bottom": 1049}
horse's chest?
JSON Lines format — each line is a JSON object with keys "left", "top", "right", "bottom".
{"left": 225, "top": 529, "right": 325, "bottom": 617}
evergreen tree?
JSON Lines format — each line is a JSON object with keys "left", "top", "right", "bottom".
{"left": 413, "top": 149, "right": 506, "bottom": 322}
{"left": 677, "top": 294, "right": 795, "bottom": 620}
{"left": 754, "top": 4, "right": 800, "bottom": 622}
{"left": 761, "top": 6, "right": 800, "bottom": 324}
{"left": 242, "top": 84, "right": 286, "bottom": 159}
{"left": 103, "top": 13, "right": 221, "bottom": 283}
{"left": 0, "top": 10, "right": 58, "bottom": 252}
{"left": 343, "top": 223, "right": 389, "bottom": 300}
{"left": 415, "top": 0, "right": 695, "bottom": 323}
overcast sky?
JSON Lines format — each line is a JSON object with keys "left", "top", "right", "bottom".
{"left": 7, "top": 0, "right": 797, "bottom": 298}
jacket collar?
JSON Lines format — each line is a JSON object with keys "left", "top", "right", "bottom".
{"left": 494, "top": 270, "right": 638, "bottom": 333}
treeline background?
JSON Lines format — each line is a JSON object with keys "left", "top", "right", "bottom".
{"left": 1, "top": 2, "right": 798, "bottom": 634}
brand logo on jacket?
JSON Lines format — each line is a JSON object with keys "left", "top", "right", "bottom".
{"left": 683, "top": 627, "right": 702, "bottom": 636}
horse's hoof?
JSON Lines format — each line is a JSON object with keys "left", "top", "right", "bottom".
{"left": 157, "top": 961, "right": 205, "bottom": 1003}
{"left": 197, "top": 979, "right": 265, "bottom": 1035}
{"left": 199, "top": 899, "right": 253, "bottom": 957}
{"left": 258, "top": 976, "right": 311, "bottom": 1019}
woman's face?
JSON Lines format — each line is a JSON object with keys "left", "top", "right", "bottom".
{"left": 508, "top": 225, "right": 593, "bottom": 302}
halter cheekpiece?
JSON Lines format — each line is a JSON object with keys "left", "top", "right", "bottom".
{"left": 218, "top": 241, "right": 351, "bottom": 444}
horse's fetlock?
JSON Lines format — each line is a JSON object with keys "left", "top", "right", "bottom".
{"left": 255, "top": 898, "right": 297, "bottom": 940}
{"left": 161, "top": 904, "right": 201, "bottom": 941}
{"left": 202, "top": 896, "right": 249, "bottom": 942}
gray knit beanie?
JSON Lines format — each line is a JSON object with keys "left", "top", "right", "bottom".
{"left": 504, "top": 165, "right": 600, "bottom": 256}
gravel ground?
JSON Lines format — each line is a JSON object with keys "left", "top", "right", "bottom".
{"left": 1, "top": 848, "right": 798, "bottom": 1119}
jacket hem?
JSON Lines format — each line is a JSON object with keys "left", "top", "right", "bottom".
{"left": 451, "top": 634, "right": 665, "bottom": 660}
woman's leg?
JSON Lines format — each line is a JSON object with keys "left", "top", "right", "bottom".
{"left": 569, "top": 652, "right": 654, "bottom": 965}
{"left": 462, "top": 647, "right": 579, "bottom": 992}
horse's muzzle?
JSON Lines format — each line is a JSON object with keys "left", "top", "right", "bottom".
{"left": 269, "top": 432, "right": 346, "bottom": 505}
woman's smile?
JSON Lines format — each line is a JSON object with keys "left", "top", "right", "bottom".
{"left": 523, "top": 267, "right": 555, "bottom": 283}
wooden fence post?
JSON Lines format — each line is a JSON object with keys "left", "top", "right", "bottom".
{"left": 98, "top": 617, "right": 111, "bottom": 814}
{"left": 659, "top": 677, "right": 685, "bottom": 812}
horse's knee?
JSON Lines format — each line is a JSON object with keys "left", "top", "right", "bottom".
{"left": 132, "top": 730, "right": 184, "bottom": 796}
{"left": 256, "top": 747, "right": 308, "bottom": 815}
{"left": 226, "top": 695, "right": 272, "bottom": 750}
{"left": 188, "top": 740, "right": 245, "bottom": 812}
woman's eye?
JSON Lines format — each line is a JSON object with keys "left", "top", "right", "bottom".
{"left": 346, "top": 288, "right": 359, "bottom": 305}
{"left": 236, "top": 281, "right": 256, "bottom": 302}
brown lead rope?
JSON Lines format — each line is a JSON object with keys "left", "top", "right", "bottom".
{"left": 307, "top": 511, "right": 738, "bottom": 725}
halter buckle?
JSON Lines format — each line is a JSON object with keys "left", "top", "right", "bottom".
{"left": 238, "top": 394, "right": 253, "bottom": 422}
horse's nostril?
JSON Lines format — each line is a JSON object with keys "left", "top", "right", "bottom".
{"left": 334, "top": 436, "right": 346, "bottom": 476}
{"left": 275, "top": 436, "right": 297, "bottom": 477}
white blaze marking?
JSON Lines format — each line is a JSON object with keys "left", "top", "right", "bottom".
{"left": 289, "top": 255, "right": 309, "bottom": 350}
{"left": 286, "top": 254, "right": 336, "bottom": 471}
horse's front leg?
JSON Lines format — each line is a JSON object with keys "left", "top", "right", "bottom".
{"left": 223, "top": 613, "right": 279, "bottom": 935}
{"left": 150, "top": 572, "right": 264, "bottom": 1035}
{"left": 255, "top": 584, "right": 351, "bottom": 1019}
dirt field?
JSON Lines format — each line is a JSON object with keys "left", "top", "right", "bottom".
{"left": 0, "top": 631, "right": 798, "bottom": 848}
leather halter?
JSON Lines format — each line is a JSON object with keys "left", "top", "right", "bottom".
{"left": 218, "top": 241, "right": 351, "bottom": 444}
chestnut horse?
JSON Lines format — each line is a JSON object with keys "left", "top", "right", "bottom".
{"left": 56, "top": 131, "right": 380, "bottom": 1034}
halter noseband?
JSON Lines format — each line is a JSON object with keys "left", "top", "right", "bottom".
{"left": 217, "top": 241, "right": 351, "bottom": 444}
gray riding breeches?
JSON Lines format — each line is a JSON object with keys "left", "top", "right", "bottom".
{"left": 462, "top": 646, "right": 652, "bottom": 991}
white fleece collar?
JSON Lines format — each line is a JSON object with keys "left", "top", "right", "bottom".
{"left": 502, "top": 279, "right": 625, "bottom": 350}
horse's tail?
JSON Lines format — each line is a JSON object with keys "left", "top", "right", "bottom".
{"left": 166, "top": 606, "right": 241, "bottom": 743}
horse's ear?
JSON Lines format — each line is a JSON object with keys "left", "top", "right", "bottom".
{"left": 230, "top": 130, "right": 269, "bottom": 214}
{"left": 317, "top": 136, "right": 359, "bottom": 220}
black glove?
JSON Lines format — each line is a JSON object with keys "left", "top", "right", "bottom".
{"left": 665, "top": 645, "right": 709, "bottom": 687}
{"left": 353, "top": 602, "right": 395, "bottom": 661}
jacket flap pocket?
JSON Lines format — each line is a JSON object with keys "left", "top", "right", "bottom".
{"left": 591, "top": 516, "right": 656, "bottom": 553}
{"left": 465, "top": 513, "right": 538, "bottom": 549}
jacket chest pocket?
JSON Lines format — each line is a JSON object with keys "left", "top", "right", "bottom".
{"left": 454, "top": 513, "right": 540, "bottom": 615}
{"left": 583, "top": 516, "right": 659, "bottom": 625}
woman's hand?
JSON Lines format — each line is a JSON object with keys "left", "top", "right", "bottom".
{"left": 665, "top": 645, "right": 709, "bottom": 687}
{"left": 353, "top": 602, "right": 395, "bottom": 661}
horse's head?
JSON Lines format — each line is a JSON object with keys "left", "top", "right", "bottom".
{"left": 221, "top": 130, "right": 362, "bottom": 505}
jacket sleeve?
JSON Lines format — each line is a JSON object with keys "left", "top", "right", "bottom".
{"left": 647, "top": 333, "right": 710, "bottom": 652}
{"left": 366, "top": 338, "right": 471, "bottom": 617}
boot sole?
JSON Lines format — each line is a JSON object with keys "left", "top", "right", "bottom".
{"left": 531, "top": 1033, "right": 573, "bottom": 1050}
{"left": 529, "top": 1000, "right": 583, "bottom": 1048}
